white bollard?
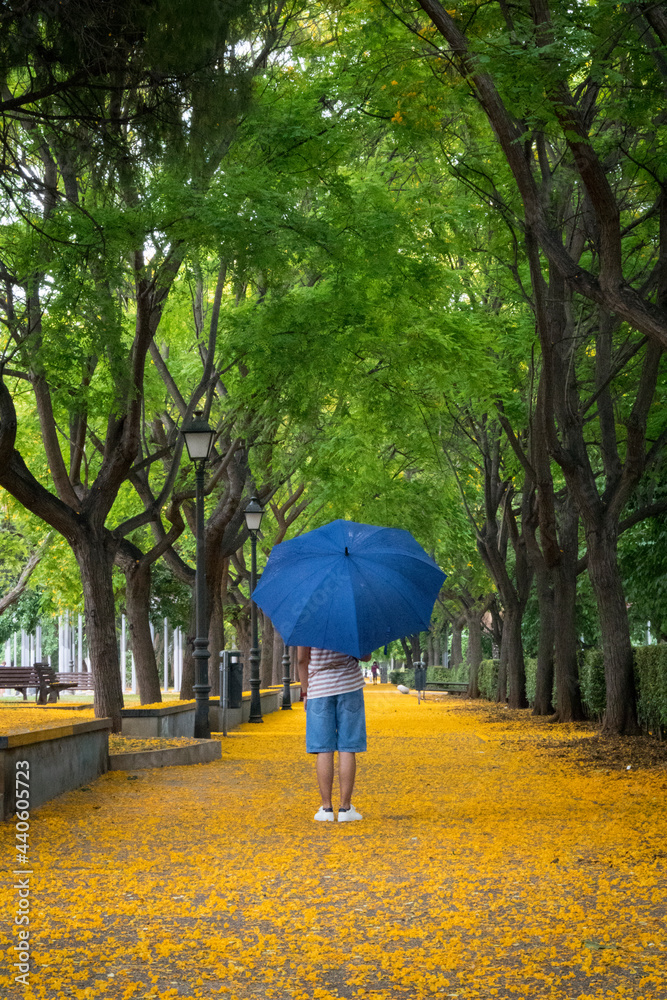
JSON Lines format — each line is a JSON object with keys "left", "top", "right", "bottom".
{"left": 176, "top": 628, "right": 183, "bottom": 693}
{"left": 121, "top": 615, "right": 126, "bottom": 692}
{"left": 64, "top": 610, "right": 70, "bottom": 668}
{"left": 163, "top": 618, "right": 169, "bottom": 692}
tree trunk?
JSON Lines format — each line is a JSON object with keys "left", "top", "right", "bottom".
{"left": 125, "top": 560, "right": 162, "bottom": 705}
{"left": 180, "top": 597, "right": 196, "bottom": 700}
{"left": 465, "top": 608, "right": 482, "bottom": 698}
{"left": 153, "top": 628, "right": 163, "bottom": 676}
{"left": 401, "top": 633, "right": 421, "bottom": 669}
{"left": 586, "top": 519, "right": 638, "bottom": 733}
{"left": 260, "top": 612, "right": 274, "bottom": 687}
{"left": 502, "top": 604, "right": 528, "bottom": 709}
{"left": 532, "top": 563, "right": 555, "bottom": 715}
{"left": 233, "top": 615, "right": 251, "bottom": 689}
{"left": 497, "top": 620, "right": 508, "bottom": 702}
{"left": 490, "top": 601, "right": 502, "bottom": 658}
{"left": 553, "top": 498, "right": 585, "bottom": 721}
{"left": 272, "top": 628, "right": 283, "bottom": 685}
{"left": 75, "top": 534, "right": 125, "bottom": 731}
{"left": 207, "top": 583, "right": 225, "bottom": 696}
{"left": 451, "top": 619, "right": 463, "bottom": 667}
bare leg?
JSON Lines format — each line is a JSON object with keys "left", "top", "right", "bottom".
{"left": 316, "top": 752, "right": 334, "bottom": 809}
{"left": 338, "top": 751, "right": 356, "bottom": 809}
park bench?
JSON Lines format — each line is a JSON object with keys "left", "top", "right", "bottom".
{"left": 424, "top": 681, "right": 469, "bottom": 694}
{"left": 35, "top": 663, "right": 76, "bottom": 705}
{"left": 0, "top": 663, "right": 58, "bottom": 705}
{"left": 53, "top": 671, "right": 94, "bottom": 698}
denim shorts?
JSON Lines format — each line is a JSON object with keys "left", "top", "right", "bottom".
{"left": 305, "top": 687, "right": 367, "bottom": 754}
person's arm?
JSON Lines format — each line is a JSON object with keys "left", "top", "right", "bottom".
{"left": 297, "top": 646, "right": 311, "bottom": 701}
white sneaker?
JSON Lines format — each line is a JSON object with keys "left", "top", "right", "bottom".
{"left": 314, "top": 806, "right": 335, "bottom": 822}
{"left": 338, "top": 804, "right": 363, "bottom": 822}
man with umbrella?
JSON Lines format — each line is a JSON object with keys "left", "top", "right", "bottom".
{"left": 297, "top": 645, "right": 372, "bottom": 822}
{"left": 251, "top": 519, "right": 446, "bottom": 823}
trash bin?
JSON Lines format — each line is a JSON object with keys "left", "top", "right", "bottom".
{"left": 413, "top": 662, "right": 427, "bottom": 692}
{"left": 380, "top": 665, "right": 388, "bottom": 684}
{"left": 228, "top": 653, "right": 244, "bottom": 709}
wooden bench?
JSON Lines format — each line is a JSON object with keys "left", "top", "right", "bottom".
{"left": 425, "top": 681, "right": 469, "bottom": 693}
{"left": 54, "top": 671, "right": 95, "bottom": 697}
{"left": 0, "top": 666, "right": 51, "bottom": 703}
{"left": 37, "top": 665, "right": 81, "bottom": 702}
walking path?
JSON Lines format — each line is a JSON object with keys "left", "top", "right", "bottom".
{"left": 1, "top": 688, "right": 666, "bottom": 1000}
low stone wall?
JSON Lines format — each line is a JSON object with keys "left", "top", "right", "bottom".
{"left": 0, "top": 719, "right": 112, "bottom": 821}
{"left": 121, "top": 703, "right": 196, "bottom": 738}
{"left": 208, "top": 684, "right": 301, "bottom": 731}
{"left": 121, "top": 686, "right": 301, "bottom": 737}
{"left": 109, "top": 739, "right": 221, "bottom": 771}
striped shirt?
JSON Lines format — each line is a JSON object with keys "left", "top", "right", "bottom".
{"left": 307, "top": 648, "right": 364, "bottom": 700}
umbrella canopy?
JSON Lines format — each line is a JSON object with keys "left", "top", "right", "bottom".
{"left": 251, "top": 520, "right": 446, "bottom": 659}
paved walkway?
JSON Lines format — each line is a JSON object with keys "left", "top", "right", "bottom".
{"left": 1, "top": 688, "right": 666, "bottom": 1000}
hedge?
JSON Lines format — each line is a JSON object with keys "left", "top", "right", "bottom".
{"left": 578, "top": 645, "right": 667, "bottom": 729}
{"left": 391, "top": 647, "right": 667, "bottom": 729}
{"left": 390, "top": 660, "right": 502, "bottom": 699}
{"left": 579, "top": 648, "right": 606, "bottom": 719}
{"left": 478, "top": 659, "right": 501, "bottom": 701}
{"left": 525, "top": 657, "right": 537, "bottom": 706}
{"left": 635, "top": 645, "right": 667, "bottom": 733}
{"left": 389, "top": 664, "right": 469, "bottom": 689}
{"left": 389, "top": 669, "right": 414, "bottom": 687}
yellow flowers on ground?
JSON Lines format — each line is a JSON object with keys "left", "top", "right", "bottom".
{"left": 0, "top": 703, "right": 94, "bottom": 735}
{"left": 108, "top": 736, "right": 201, "bottom": 754}
{"left": 1, "top": 689, "right": 665, "bottom": 999}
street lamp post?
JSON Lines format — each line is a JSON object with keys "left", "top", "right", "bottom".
{"left": 281, "top": 643, "right": 292, "bottom": 710}
{"left": 181, "top": 410, "right": 216, "bottom": 739}
{"left": 244, "top": 496, "right": 265, "bottom": 723}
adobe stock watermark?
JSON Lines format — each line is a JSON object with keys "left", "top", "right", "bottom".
{"left": 13, "top": 760, "right": 32, "bottom": 988}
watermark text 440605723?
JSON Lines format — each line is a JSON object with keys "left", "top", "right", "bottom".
{"left": 13, "top": 760, "right": 32, "bottom": 988}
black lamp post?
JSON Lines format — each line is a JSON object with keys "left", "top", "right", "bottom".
{"left": 244, "top": 496, "right": 265, "bottom": 723}
{"left": 181, "top": 410, "right": 215, "bottom": 738}
{"left": 281, "top": 643, "right": 292, "bottom": 710}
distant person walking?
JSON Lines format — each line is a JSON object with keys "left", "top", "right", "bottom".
{"left": 371, "top": 660, "right": 379, "bottom": 684}
{"left": 298, "top": 646, "right": 371, "bottom": 823}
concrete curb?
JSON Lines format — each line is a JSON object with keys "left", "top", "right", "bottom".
{"left": 108, "top": 738, "right": 222, "bottom": 770}
{"left": 33, "top": 703, "right": 92, "bottom": 711}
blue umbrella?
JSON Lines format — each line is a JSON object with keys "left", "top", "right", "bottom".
{"left": 251, "top": 520, "right": 446, "bottom": 659}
